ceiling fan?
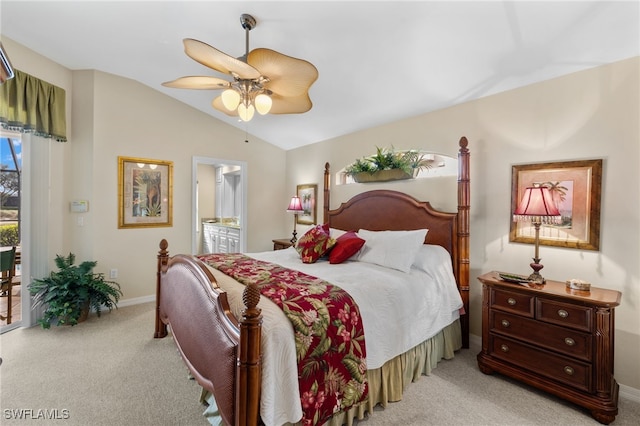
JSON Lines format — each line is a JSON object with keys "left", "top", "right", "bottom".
{"left": 162, "top": 13, "right": 318, "bottom": 122}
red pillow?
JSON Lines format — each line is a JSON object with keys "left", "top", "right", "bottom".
{"left": 329, "top": 231, "right": 365, "bottom": 264}
{"left": 296, "top": 224, "right": 335, "bottom": 264}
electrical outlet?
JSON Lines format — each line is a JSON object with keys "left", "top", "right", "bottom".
{"left": 109, "top": 269, "right": 118, "bottom": 279}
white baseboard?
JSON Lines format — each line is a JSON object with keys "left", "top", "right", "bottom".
{"left": 619, "top": 383, "right": 640, "bottom": 403}
{"left": 117, "top": 294, "right": 155, "bottom": 307}
{"left": 467, "top": 333, "right": 640, "bottom": 403}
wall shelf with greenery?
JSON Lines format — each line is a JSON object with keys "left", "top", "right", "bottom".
{"left": 344, "top": 147, "right": 432, "bottom": 183}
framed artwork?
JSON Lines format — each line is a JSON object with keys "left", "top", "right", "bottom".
{"left": 118, "top": 156, "right": 173, "bottom": 228}
{"left": 296, "top": 184, "right": 317, "bottom": 225}
{"left": 510, "top": 159, "right": 602, "bottom": 251}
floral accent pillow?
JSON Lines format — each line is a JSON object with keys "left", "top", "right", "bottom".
{"left": 296, "top": 224, "right": 335, "bottom": 263}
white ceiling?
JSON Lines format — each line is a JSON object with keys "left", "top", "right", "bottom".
{"left": 1, "top": 1, "right": 638, "bottom": 150}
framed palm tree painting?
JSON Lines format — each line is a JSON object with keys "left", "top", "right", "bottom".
{"left": 510, "top": 159, "right": 602, "bottom": 251}
{"left": 296, "top": 184, "right": 317, "bottom": 225}
{"left": 118, "top": 156, "right": 173, "bottom": 228}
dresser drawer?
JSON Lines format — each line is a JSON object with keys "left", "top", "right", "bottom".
{"left": 490, "top": 335, "right": 592, "bottom": 392}
{"left": 537, "top": 298, "right": 592, "bottom": 332}
{"left": 490, "top": 288, "right": 534, "bottom": 317}
{"left": 491, "top": 311, "right": 592, "bottom": 361}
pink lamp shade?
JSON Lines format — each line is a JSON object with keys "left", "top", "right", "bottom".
{"left": 286, "top": 196, "right": 304, "bottom": 212}
{"left": 513, "top": 185, "right": 561, "bottom": 224}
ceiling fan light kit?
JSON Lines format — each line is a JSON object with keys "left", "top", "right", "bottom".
{"left": 163, "top": 13, "right": 317, "bottom": 122}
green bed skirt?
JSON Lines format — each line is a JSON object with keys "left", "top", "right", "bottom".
{"left": 323, "top": 318, "right": 462, "bottom": 426}
{"left": 203, "top": 318, "right": 463, "bottom": 426}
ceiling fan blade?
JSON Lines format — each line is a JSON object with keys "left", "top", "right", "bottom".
{"left": 269, "top": 92, "right": 313, "bottom": 115}
{"left": 212, "top": 96, "right": 239, "bottom": 117}
{"left": 162, "top": 76, "right": 230, "bottom": 90}
{"left": 183, "top": 38, "right": 261, "bottom": 80}
{"left": 247, "top": 48, "right": 318, "bottom": 97}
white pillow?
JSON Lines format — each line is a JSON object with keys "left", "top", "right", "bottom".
{"left": 356, "top": 229, "right": 428, "bottom": 273}
{"left": 329, "top": 227, "right": 348, "bottom": 239}
{"left": 412, "top": 244, "right": 452, "bottom": 273}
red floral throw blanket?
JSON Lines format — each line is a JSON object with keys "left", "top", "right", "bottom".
{"left": 198, "top": 253, "right": 368, "bottom": 425}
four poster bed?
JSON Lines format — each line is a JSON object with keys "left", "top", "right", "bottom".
{"left": 154, "top": 137, "right": 470, "bottom": 426}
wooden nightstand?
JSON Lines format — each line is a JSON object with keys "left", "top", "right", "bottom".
{"left": 477, "top": 271, "right": 621, "bottom": 424}
{"left": 272, "top": 238, "right": 293, "bottom": 251}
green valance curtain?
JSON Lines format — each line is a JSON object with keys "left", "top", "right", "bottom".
{"left": 0, "top": 69, "right": 67, "bottom": 142}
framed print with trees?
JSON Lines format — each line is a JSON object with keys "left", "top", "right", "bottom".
{"left": 118, "top": 156, "right": 173, "bottom": 228}
{"left": 510, "top": 159, "right": 602, "bottom": 251}
{"left": 296, "top": 184, "right": 317, "bottom": 225}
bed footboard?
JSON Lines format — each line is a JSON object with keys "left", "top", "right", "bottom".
{"left": 155, "top": 239, "right": 263, "bottom": 426}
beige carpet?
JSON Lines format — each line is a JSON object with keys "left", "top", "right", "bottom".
{"left": 1, "top": 302, "right": 638, "bottom": 425}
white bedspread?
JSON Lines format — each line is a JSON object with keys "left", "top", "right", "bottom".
{"left": 205, "top": 245, "right": 463, "bottom": 426}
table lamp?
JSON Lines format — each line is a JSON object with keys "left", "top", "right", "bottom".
{"left": 513, "top": 184, "right": 561, "bottom": 284}
{"left": 286, "top": 196, "right": 304, "bottom": 244}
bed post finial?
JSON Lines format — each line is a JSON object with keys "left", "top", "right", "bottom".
{"left": 155, "top": 239, "right": 170, "bottom": 338}
{"left": 236, "top": 282, "right": 262, "bottom": 426}
{"left": 459, "top": 136, "right": 469, "bottom": 151}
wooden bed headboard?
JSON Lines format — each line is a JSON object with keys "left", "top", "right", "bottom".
{"left": 322, "top": 136, "right": 470, "bottom": 348}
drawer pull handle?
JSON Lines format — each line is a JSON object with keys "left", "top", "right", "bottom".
{"left": 563, "top": 366, "right": 575, "bottom": 376}
{"left": 557, "top": 309, "right": 569, "bottom": 318}
{"left": 500, "top": 344, "right": 509, "bottom": 353}
{"left": 564, "top": 337, "right": 576, "bottom": 346}
{"left": 507, "top": 298, "right": 517, "bottom": 306}
{"left": 501, "top": 319, "right": 510, "bottom": 328}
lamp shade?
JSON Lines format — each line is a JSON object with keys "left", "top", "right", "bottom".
{"left": 221, "top": 89, "right": 241, "bottom": 111}
{"left": 237, "top": 103, "right": 255, "bottom": 122}
{"left": 514, "top": 185, "right": 561, "bottom": 224}
{"left": 255, "top": 93, "right": 273, "bottom": 115}
{"left": 286, "top": 196, "right": 304, "bottom": 212}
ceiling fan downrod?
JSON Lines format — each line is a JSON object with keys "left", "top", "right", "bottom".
{"left": 240, "top": 14, "right": 256, "bottom": 63}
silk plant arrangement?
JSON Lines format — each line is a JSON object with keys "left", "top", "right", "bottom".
{"left": 29, "top": 253, "right": 122, "bottom": 328}
{"left": 344, "top": 146, "right": 432, "bottom": 182}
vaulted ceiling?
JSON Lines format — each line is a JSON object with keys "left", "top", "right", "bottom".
{"left": 2, "top": 1, "right": 638, "bottom": 150}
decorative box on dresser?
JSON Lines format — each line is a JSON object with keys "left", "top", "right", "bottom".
{"left": 477, "top": 271, "right": 621, "bottom": 425}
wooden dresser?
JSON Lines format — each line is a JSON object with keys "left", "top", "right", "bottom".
{"left": 477, "top": 271, "right": 621, "bottom": 424}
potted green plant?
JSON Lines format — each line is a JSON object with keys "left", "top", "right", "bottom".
{"left": 344, "top": 146, "right": 432, "bottom": 183}
{"left": 29, "top": 253, "right": 122, "bottom": 328}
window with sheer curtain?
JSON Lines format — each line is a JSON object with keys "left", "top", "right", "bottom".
{"left": 0, "top": 68, "right": 64, "bottom": 329}
{"left": 0, "top": 69, "right": 67, "bottom": 142}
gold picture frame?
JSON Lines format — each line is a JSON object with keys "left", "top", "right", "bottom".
{"left": 296, "top": 184, "right": 317, "bottom": 225}
{"left": 510, "top": 159, "right": 602, "bottom": 251}
{"left": 118, "top": 156, "right": 173, "bottom": 228}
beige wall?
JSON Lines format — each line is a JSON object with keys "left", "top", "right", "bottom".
{"left": 86, "top": 69, "right": 288, "bottom": 299}
{"left": 2, "top": 37, "right": 289, "bottom": 303}
{"left": 287, "top": 57, "right": 640, "bottom": 392}
{"left": 4, "top": 34, "right": 639, "bottom": 393}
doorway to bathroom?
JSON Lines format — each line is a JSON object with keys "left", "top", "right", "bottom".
{"left": 192, "top": 156, "right": 247, "bottom": 255}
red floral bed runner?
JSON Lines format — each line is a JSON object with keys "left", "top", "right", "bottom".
{"left": 198, "top": 253, "right": 368, "bottom": 425}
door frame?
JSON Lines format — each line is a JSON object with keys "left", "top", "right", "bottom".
{"left": 192, "top": 156, "right": 247, "bottom": 255}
